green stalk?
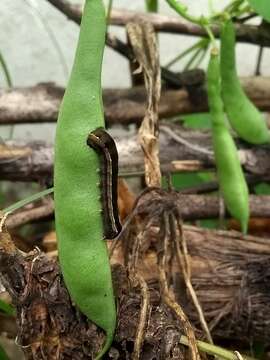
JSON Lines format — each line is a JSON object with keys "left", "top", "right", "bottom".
{"left": 0, "top": 51, "right": 14, "bottom": 139}
{"left": 106, "top": 0, "right": 114, "bottom": 24}
{"left": 166, "top": 0, "right": 208, "bottom": 26}
{"left": 145, "top": 0, "right": 158, "bottom": 12}
{"left": 0, "top": 51, "right": 12, "bottom": 88}
{"left": 180, "top": 335, "right": 257, "bottom": 360}
{"left": 3, "top": 187, "right": 53, "bottom": 214}
{"left": 184, "top": 47, "right": 204, "bottom": 70}
{"left": 224, "top": 0, "right": 245, "bottom": 14}
{"left": 210, "top": 0, "right": 246, "bottom": 21}
{"left": 165, "top": 38, "right": 208, "bottom": 68}
{"left": 165, "top": 0, "right": 218, "bottom": 46}
{"left": 193, "top": 44, "right": 209, "bottom": 68}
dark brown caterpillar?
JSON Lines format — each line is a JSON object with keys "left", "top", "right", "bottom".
{"left": 87, "top": 127, "right": 122, "bottom": 238}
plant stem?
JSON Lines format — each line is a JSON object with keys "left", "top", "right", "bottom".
{"left": 106, "top": 0, "right": 113, "bottom": 24}
{"left": 165, "top": 38, "right": 208, "bottom": 68}
{"left": 204, "top": 24, "right": 216, "bottom": 46}
{"left": 180, "top": 335, "right": 258, "bottom": 360}
{"left": 166, "top": 0, "right": 208, "bottom": 26}
{"left": 145, "top": 0, "right": 158, "bottom": 12}
{"left": 0, "top": 51, "right": 12, "bottom": 88}
{"left": 193, "top": 44, "right": 209, "bottom": 68}
{"left": 184, "top": 47, "right": 203, "bottom": 71}
{"left": 165, "top": 0, "right": 218, "bottom": 46}
{"left": 224, "top": 0, "right": 245, "bottom": 14}
{"left": 3, "top": 187, "right": 54, "bottom": 214}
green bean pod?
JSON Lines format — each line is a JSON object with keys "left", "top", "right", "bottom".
{"left": 207, "top": 49, "right": 249, "bottom": 233}
{"left": 220, "top": 19, "right": 270, "bottom": 144}
{"left": 54, "top": 0, "right": 116, "bottom": 358}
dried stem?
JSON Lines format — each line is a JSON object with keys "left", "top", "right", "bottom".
{"left": 132, "top": 274, "right": 150, "bottom": 360}
{"left": 174, "top": 215, "right": 213, "bottom": 344}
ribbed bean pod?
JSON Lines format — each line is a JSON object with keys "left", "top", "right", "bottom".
{"left": 220, "top": 19, "right": 270, "bottom": 144}
{"left": 54, "top": 0, "right": 116, "bottom": 358}
{"left": 207, "top": 49, "right": 249, "bottom": 233}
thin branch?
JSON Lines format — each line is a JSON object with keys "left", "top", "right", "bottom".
{"left": 46, "top": 0, "right": 270, "bottom": 48}
{"left": 255, "top": 46, "right": 264, "bottom": 76}
{"left": 2, "top": 76, "right": 270, "bottom": 125}
{"left": 6, "top": 200, "right": 54, "bottom": 229}
{"left": 4, "top": 192, "right": 270, "bottom": 228}
{"left": 1, "top": 121, "right": 270, "bottom": 181}
{"left": 110, "top": 8, "right": 270, "bottom": 47}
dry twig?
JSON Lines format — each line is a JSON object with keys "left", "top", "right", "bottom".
{"left": 127, "top": 21, "right": 162, "bottom": 187}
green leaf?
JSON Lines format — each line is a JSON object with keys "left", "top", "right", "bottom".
{"left": 0, "top": 299, "right": 15, "bottom": 316}
{"left": 255, "top": 182, "right": 270, "bottom": 195}
{"left": 163, "top": 172, "right": 214, "bottom": 191}
{"left": 199, "top": 218, "right": 221, "bottom": 229}
{"left": 0, "top": 344, "right": 9, "bottom": 360}
{"left": 248, "top": 0, "right": 270, "bottom": 22}
{"left": 182, "top": 113, "right": 212, "bottom": 129}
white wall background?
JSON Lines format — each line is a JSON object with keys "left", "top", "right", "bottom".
{"left": 0, "top": 0, "right": 269, "bottom": 141}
